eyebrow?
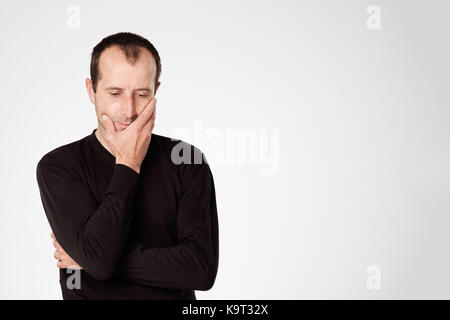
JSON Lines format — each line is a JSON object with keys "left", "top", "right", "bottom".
{"left": 105, "top": 86, "right": 152, "bottom": 94}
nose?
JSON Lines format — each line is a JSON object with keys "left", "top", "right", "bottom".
{"left": 123, "top": 93, "right": 137, "bottom": 122}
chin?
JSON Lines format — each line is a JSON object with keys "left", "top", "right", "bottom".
{"left": 114, "top": 122, "right": 126, "bottom": 131}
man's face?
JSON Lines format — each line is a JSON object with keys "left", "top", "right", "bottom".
{"left": 86, "top": 45, "right": 160, "bottom": 132}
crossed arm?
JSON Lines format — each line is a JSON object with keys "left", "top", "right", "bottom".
{"left": 51, "top": 231, "right": 82, "bottom": 269}
{"left": 37, "top": 150, "right": 219, "bottom": 290}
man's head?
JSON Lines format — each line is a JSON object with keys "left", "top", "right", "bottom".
{"left": 86, "top": 32, "right": 161, "bottom": 132}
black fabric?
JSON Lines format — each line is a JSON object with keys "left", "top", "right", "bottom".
{"left": 36, "top": 129, "right": 219, "bottom": 300}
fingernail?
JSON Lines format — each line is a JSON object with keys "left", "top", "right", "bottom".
{"left": 102, "top": 114, "right": 108, "bottom": 122}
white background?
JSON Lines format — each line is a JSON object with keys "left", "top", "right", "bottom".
{"left": 1, "top": 0, "right": 449, "bottom": 299}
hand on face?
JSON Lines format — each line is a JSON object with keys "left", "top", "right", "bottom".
{"left": 99, "top": 97, "right": 157, "bottom": 174}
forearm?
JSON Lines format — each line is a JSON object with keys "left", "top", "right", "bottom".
{"left": 114, "top": 240, "right": 218, "bottom": 290}
{"left": 113, "top": 161, "right": 219, "bottom": 290}
{"left": 38, "top": 161, "right": 140, "bottom": 280}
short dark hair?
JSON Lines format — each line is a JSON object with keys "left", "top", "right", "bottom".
{"left": 90, "top": 32, "right": 161, "bottom": 93}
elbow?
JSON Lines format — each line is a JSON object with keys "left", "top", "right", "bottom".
{"left": 195, "top": 276, "right": 215, "bottom": 291}
{"left": 187, "top": 244, "right": 218, "bottom": 290}
{"left": 193, "top": 263, "right": 218, "bottom": 291}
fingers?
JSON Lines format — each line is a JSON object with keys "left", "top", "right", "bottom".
{"left": 54, "top": 250, "right": 61, "bottom": 260}
{"left": 53, "top": 239, "right": 63, "bottom": 252}
{"left": 54, "top": 248, "right": 63, "bottom": 268}
{"left": 132, "top": 97, "right": 156, "bottom": 130}
{"left": 142, "top": 105, "right": 156, "bottom": 136}
{"left": 54, "top": 252, "right": 83, "bottom": 270}
{"left": 101, "top": 113, "right": 116, "bottom": 137}
{"left": 51, "top": 232, "right": 65, "bottom": 254}
{"left": 51, "top": 233, "right": 72, "bottom": 269}
{"left": 51, "top": 233, "right": 61, "bottom": 263}
{"left": 68, "top": 264, "right": 83, "bottom": 270}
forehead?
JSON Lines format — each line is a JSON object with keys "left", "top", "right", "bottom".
{"left": 97, "top": 45, "right": 156, "bottom": 87}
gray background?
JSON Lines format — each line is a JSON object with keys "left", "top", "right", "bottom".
{"left": 0, "top": 0, "right": 449, "bottom": 299}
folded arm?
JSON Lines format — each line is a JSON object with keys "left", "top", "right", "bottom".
{"left": 36, "top": 150, "right": 139, "bottom": 280}
{"left": 113, "top": 155, "right": 219, "bottom": 291}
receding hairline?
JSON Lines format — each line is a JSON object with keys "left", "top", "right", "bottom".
{"left": 96, "top": 44, "right": 157, "bottom": 87}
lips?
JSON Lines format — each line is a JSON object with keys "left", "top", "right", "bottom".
{"left": 118, "top": 122, "right": 131, "bottom": 126}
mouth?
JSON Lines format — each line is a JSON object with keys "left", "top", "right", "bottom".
{"left": 118, "top": 122, "right": 131, "bottom": 127}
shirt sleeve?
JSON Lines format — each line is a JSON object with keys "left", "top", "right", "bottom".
{"left": 113, "top": 157, "right": 219, "bottom": 291}
{"left": 36, "top": 150, "right": 139, "bottom": 280}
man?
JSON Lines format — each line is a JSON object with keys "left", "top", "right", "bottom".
{"left": 36, "top": 32, "right": 219, "bottom": 299}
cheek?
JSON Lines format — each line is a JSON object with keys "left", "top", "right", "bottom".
{"left": 96, "top": 95, "right": 122, "bottom": 113}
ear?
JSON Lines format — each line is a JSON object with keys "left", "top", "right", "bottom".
{"left": 85, "top": 78, "right": 96, "bottom": 105}
{"left": 154, "top": 81, "right": 161, "bottom": 95}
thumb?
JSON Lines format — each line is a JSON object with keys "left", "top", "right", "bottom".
{"left": 101, "top": 113, "right": 115, "bottom": 135}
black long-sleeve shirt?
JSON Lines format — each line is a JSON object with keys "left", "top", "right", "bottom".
{"left": 36, "top": 129, "right": 219, "bottom": 299}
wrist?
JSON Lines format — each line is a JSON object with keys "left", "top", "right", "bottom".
{"left": 116, "top": 158, "right": 140, "bottom": 174}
